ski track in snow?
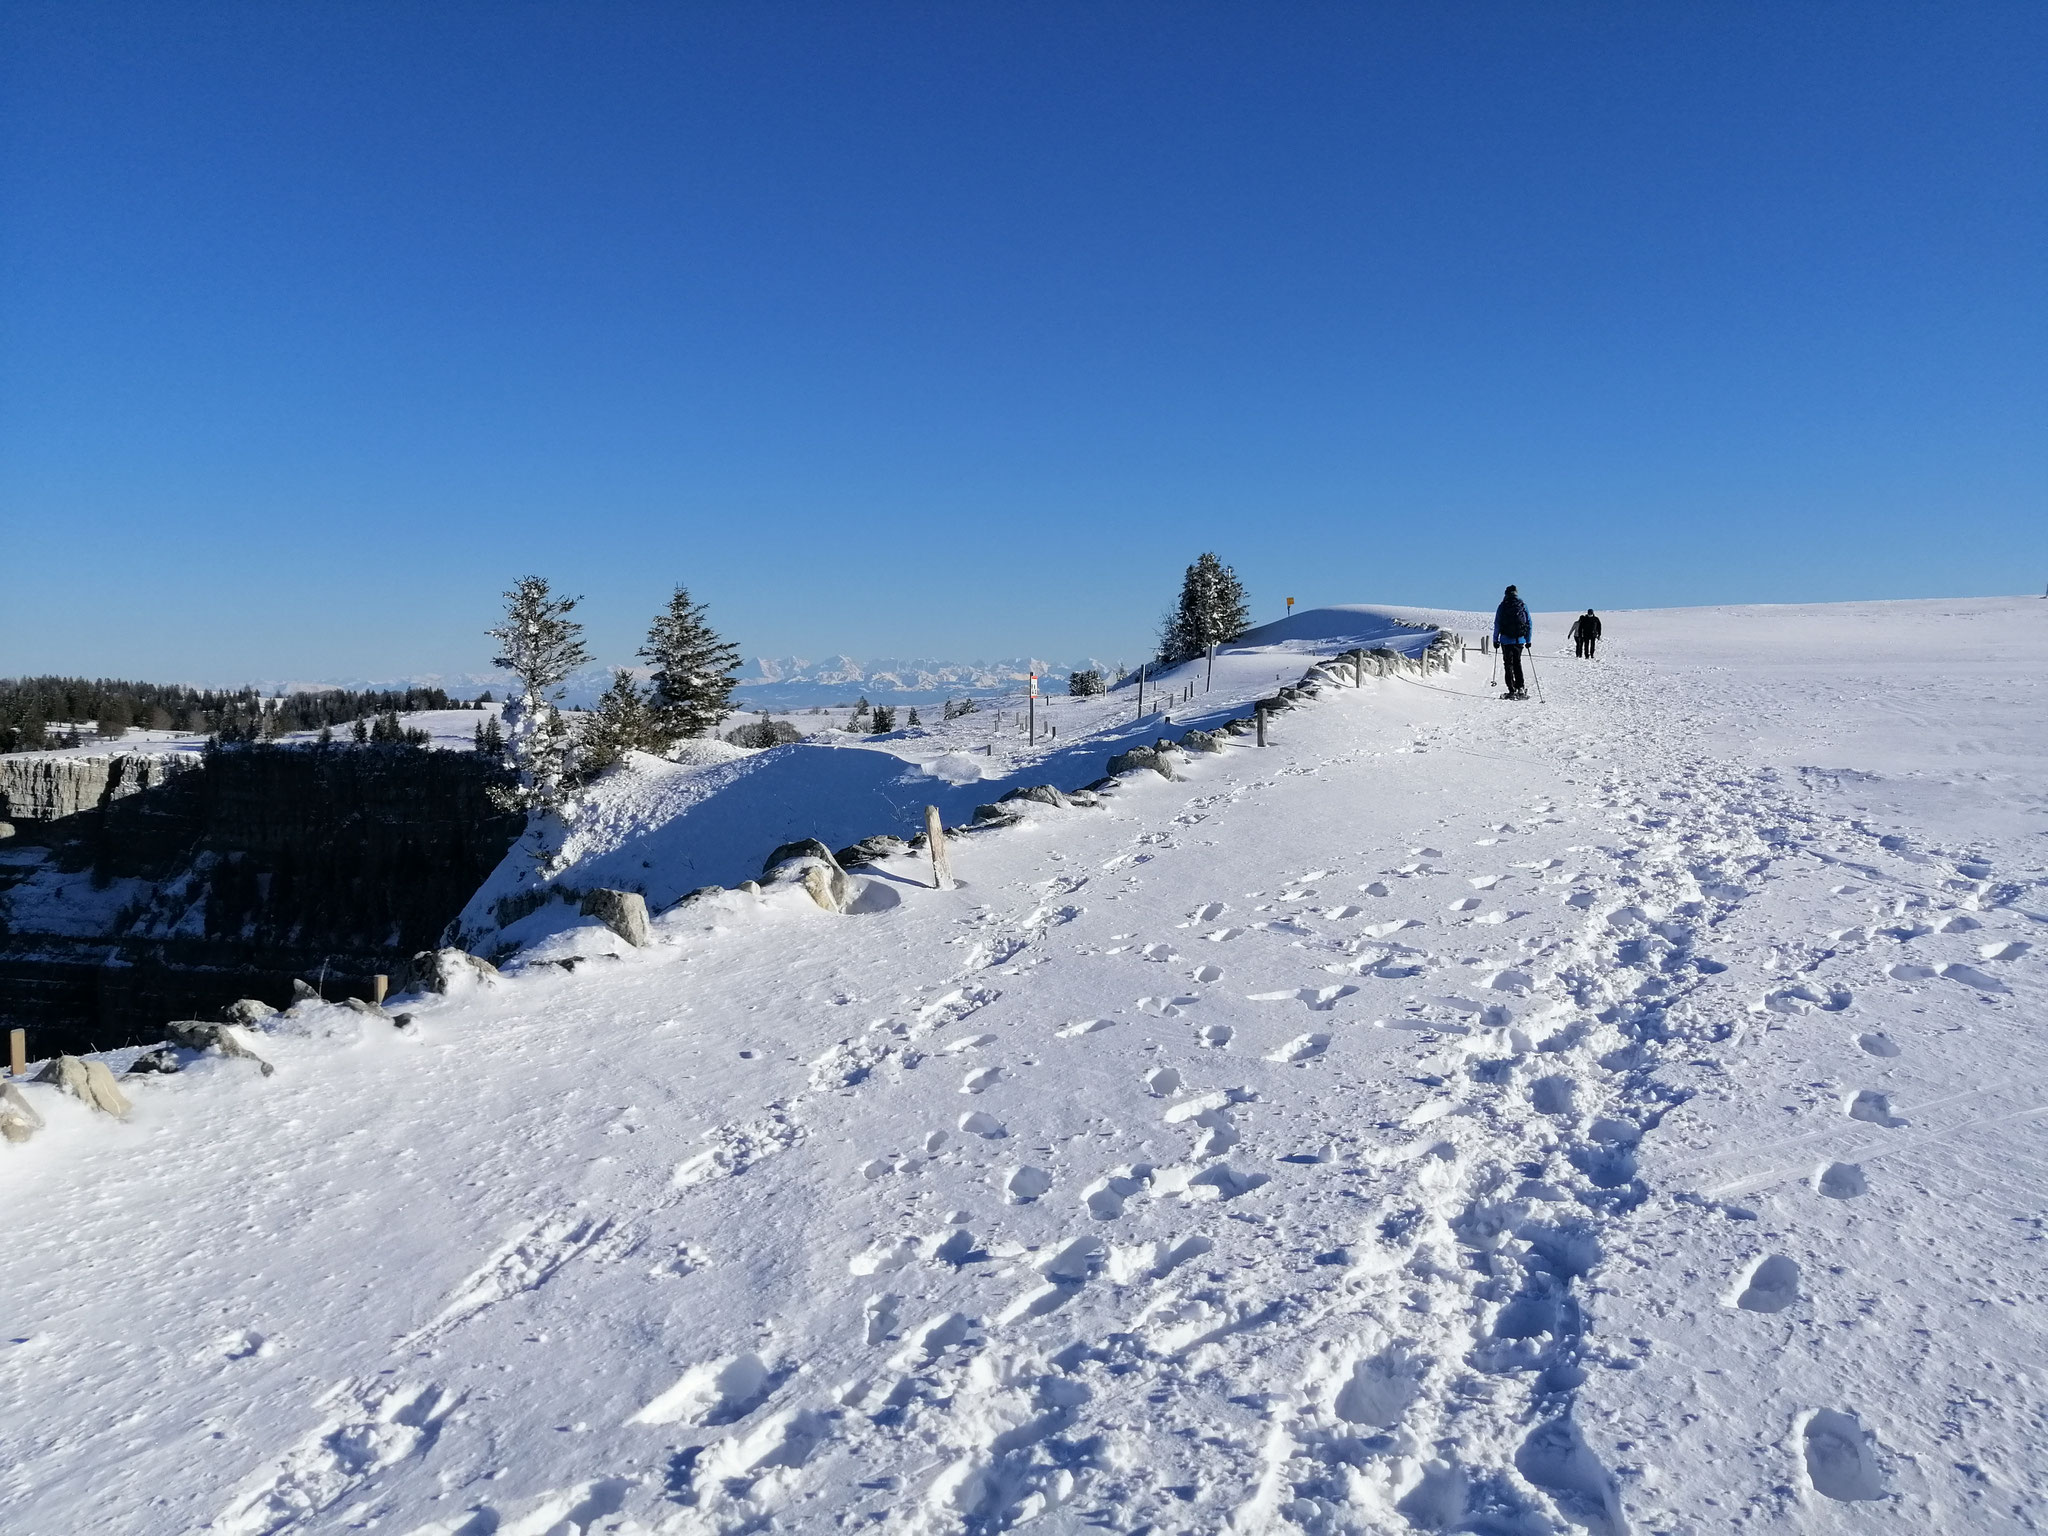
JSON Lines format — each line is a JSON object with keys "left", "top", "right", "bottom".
{"left": 4, "top": 601, "right": 2045, "bottom": 1535}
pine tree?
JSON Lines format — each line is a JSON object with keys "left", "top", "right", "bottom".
{"left": 1158, "top": 553, "right": 1251, "bottom": 664}
{"left": 639, "top": 585, "right": 741, "bottom": 750}
{"left": 486, "top": 575, "right": 592, "bottom": 815}
{"left": 847, "top": 696, "right": 871, "bottom": 731}
{"left": 871, "top": 705, "right": 896, "bottom": 733}
{"left": 579, "top": 670, "right": 658, "bottom": 774}
{"left": 1067, "top": 669, "right": 1105, "bottom": 696}
{"left": 906, "top": 707, "right": 921, "bottom": 727}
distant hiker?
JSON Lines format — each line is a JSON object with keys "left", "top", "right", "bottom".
{"left": 1569, "top": 609, "right": 1602, "bottom": 659}
{"left": 1494, "top": 585, "right": 1532, "bottom": 700}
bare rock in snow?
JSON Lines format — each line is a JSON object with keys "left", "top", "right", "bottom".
{"left": 1, "top": 1082, "right": 45, "bottom": 1143}
{"left": 1106, "top": 746, "right": 1177, "bottom": 780}
{"left": 1179, "top": 729, "right": 1223, "bottom": 753}
{"left": 290, "top": 978, "right": 321, "bottom": 1005}
{"left": 223, "top": 998, "right": 277, "bottom": 1025}
{"left": 581, "top": 888, "right": 653, "bottom": 947}
{"left": 971, "top": 804, "right": 1024, "bottom": 826}
{"left": 397, "top": 948, "right": 502, "bottom": 994}
{"left": 342, "top": 996, "right": 392, "bottom": 1020}
{"left": 836, "top": 835, "right": 909, "bottom": 868}
{"left": 168, "top": 1022, "right": 276, "bottom": 1076}
{"left": 125, "top": 1045, "right": 183, "bottom": 1075}
{"left": 35, "top": 1055, "right": 131, "bottom": 1117}
{"left": 999, "top": 785, "right": 1068, "bottom": 809}
{"left": 762, "top": 843, "right": 858, "bottom": 913}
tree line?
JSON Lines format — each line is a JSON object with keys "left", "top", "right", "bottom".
{"left": 0, "top": 677, "right": 471, "bottom": 755}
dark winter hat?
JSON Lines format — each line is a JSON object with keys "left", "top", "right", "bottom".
{"left": 1505, "top": 585, "right": 1517, "bottom": 594}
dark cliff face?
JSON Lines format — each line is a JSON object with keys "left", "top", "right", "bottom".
{"left": 0, "top": 745, "right": 521, "bottom": 1052}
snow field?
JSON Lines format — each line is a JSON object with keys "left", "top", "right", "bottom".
{"left": 0, "top": 598, "right": 2041, "bottom": 1535}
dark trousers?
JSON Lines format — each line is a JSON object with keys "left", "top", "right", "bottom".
{"left": 1502, "top": 644, "right": 1526, "bottom": 693}
{"left": 1574, "top": 636, "right": 1597, "bottom": 659}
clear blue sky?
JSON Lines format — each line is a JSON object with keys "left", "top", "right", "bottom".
{"left": 4, "top": 2, "right": 2042, "bottom": 684}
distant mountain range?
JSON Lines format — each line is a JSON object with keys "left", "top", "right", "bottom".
{"left": 269, "top": 655, "right": 1127, "bottom": 711}
{"left": 733, "top": 656, "right": 1123, "bottom": 709}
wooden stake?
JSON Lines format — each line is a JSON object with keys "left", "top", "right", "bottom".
{"left": 372, "top": 974, "right": 388, "bottom": 1005}
{"left": 8, "top": 1029, "right": 24, "bottom": 1077}
{"left": 1256, "top": 707, "right": 1268, "bottom": 747}
{"left": 925, "top": 805, "right": 952, "bottom": 890}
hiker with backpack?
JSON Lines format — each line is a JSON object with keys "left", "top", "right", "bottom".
{"left": 1494, "top": 585, "right": 1532, "bottom": 700}
{"left": 1569, "top": 609, "right": 1602, "bottom": 659}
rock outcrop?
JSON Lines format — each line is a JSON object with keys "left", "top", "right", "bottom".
{"left": 0, "top": 751, "right": 201, "bottom": 824}
{"left": 580, "top": 889, "right": 653, "bottom": 947}
{"left": 35, "top": 1054, "right": 132, "bottom": 1116}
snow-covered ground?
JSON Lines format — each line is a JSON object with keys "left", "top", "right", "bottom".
{"left": 2, "top": 596, "right": 2043, "bottom": 1535}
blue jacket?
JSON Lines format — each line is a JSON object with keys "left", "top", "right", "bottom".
{"left": 1494, "top": 594, "right": 1531, "bottom": 646}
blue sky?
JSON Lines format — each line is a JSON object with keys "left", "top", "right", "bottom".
{"left": 4, "top": 2, "right": 2042, "bottom": 684}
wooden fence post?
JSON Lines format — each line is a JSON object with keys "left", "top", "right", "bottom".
{"left": 925, "top": 805, "right": 952, "bottom": 891}
{"left": 1256, "top": 707, "right": 1268, "bottom": 747}
{"left": 372, "top": 974, "right": 388, "bottom": 1005}
{"left": 8, "top": 1029, "right": 24, "bottom": 1077}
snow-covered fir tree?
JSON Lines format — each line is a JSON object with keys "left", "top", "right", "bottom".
{"left": 639, "top": 585, "right": 741, "bottom": 748}
{"left": 485, "top": 575, "right": 591, "bottom": 815}
{"left": 578, "top": 670, "right": 659, "bottom": 774}
{"left": 1068, "top": 669, "right": 1105, "bottom": 696}
{"left": 1158, "top": 552, "right": 1251, "bottom": 663}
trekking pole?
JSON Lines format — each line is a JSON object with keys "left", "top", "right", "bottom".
{"left": 1526, "top": 646, "right": 1546, "bottom": 705}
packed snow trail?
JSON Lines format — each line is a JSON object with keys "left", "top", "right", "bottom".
{"left": 0, "top": 599, "right": 2042, "bottom": 1534}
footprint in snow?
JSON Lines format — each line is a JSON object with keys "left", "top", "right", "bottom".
{"left": 1978, "top": 941, "right": 2028, "bottom": 962}
{"left": 1844, "top": 1090, "right": 1905, "bottom": 1127}
{"left": 1198, "top": 1024, "right": 1233, "bottom": 1047}
{"left": 1137, "top": 996, "right": 1198, "bottom": 1017}
{"left": 1191, "top": 964, "right": 1224, "bottom": 983}
{"left": 1359, "top": 881, "right": 1391, "bottom": 897}
{"left": 1813, "top": 1162, "right": 1868, "bottom": 1199}
{"left": 1202, "top": 927, "right": 1246, "bottom": 943}
{"left": 1189, "top": 902, "right": 1228, "bottom": 921}
{"left": 958, "top": 1111, "right": 1007, "bottom": 1137}
{"left": 1855, "top": 1032, "right": 1901, "bottom": 1058}
{"left": 1247, "top": 985, "right": 1357, "bottom": 1011}
{"left": 1140, "top": 943, "right": 1179, "bottom": 962}
{"left": 1267, "top": 1032, "right": 1331, "bottom": 1064}
{"left": 1145, "top": 1066, "right": 1183, "bottom": 1096}
{"left": 959, "top": 1067, "right": 1003, "bottom": 1094}
{"left": 1729, "top": 1254, "right": 1801, "bottom": 1313}
{"left": 1056, "top": 1018, "right": 1115, "bottom": 1038}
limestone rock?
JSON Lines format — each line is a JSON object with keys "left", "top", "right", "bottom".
{"left": 763, "top": 844, "right": 858, "bottom": 912}
{"left": 397, "top": 948, "right": 501, "bottom": 994}
{"left": 971, "top": 804, "right": 1024, "bottom": 826}
{"left": 223, "top": 998, "right": 278, "bottom": 1025}
{"left": 290, "top": 978, "right": 321, "bottom": 1004}
{"left": 1082, "top": 777, "right": 1122, "bottom": 795}
{"left": 1106, "top": 746, "right": 1176, "bottom": 780}
{"left": 1179, "top": 729, "right": 1223, "bottom": 753}
{"left": 762, "top": 838, "right": 839, "bottom": 875}
{"left": 580, "top": 888, "right": 652, "bottom": 947}
{"left": 836, "top": 835, "right": 909, "bottom": 868}
{"left": 999, "top": 785, "right": 1068, "bottom": 809}
{"left": 167, "top": 1022, "right": 276, "bottom": 1076}
{"left": 35, "top": 1054, "right": 131, "bottom": 1116}
{"left": 1, "top": 1082, "right": 43, "bottom": 1143}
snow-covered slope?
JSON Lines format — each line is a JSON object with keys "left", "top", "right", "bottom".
{"left": 3, "top": 597, "right": 2044, "bottom": 1535}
